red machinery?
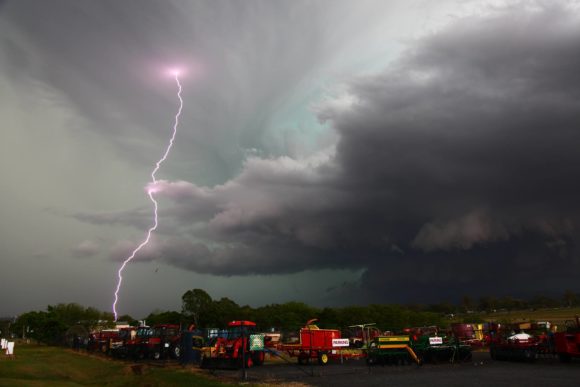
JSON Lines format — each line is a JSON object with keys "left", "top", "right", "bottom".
{"left": 489, "top": 322, "right": 554, "bottom": 362}
{"left": 201, "top": 320, "right": 265, "bottom": 369}
{"left": 139, "top": 324, "right": 182, "bottom": 360}
{"left": 121, "top": 325, "right": 151, "bottom": 359}
{"left": 279, "top": 319, "right": 350, "bottom": 365}
{"left": 451, "top": 323, "right": 481, "bottom": 346}
{"left": 109, "top": 327, "right": 138, "bottom": 359}
{"left": 554, "top": 316, "right": 580, "bottom": 363}
{"left": 87, "top": 329, "right": 119, "bottom": 354}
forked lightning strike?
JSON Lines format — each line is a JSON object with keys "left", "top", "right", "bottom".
{"left": 112, "top": 70, "right": 183, "bottom": 321}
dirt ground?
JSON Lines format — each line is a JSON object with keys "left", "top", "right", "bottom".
{"left": 203, "top": 351, "right": 580, "bottom": 387}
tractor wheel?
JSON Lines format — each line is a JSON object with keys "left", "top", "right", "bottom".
{"left": 366, "top": 355, "right": 375, "bottom": 365}
{"left": 318, "top": 352, "right": 329, "bottom": 365}
{"left": 151, "top": 350, "right": 161, "bottom": 360}
{"left": 298, "top": 353, "right": 309, "bottom": 365}
{"left": 170, "top": 345, "right": 181, "bottom": 359}
{"left": 252, "top": 351, "right": 265, "bottom": 366}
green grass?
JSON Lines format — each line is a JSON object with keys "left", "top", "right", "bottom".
{"left": 0, "top": 343, "right": 233, "bottom": 387}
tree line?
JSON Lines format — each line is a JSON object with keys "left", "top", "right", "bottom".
{"left": 6, "top": 288, "right": 580, "bottom": 344}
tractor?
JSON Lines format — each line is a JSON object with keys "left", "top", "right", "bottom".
{"left": 201, "top": 320, "right": 265, "bottom": 369}
{"left": 139, "top": 324, "right": 182, "bottom": 360}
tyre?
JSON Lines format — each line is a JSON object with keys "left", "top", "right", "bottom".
{"left": 252, "top": 351, "right": 265, "bottom": 366}
{"left": 151, "top": 349, "right": 161, "bottom": 360}
{"left": 171, "top": 345, "right": 181, "bottom": 359}
{"left": 318, "top": 352, "right": 329, "bottom": 365}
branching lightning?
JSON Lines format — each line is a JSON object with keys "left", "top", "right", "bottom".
{"left": 112, "top": 71, "right": 183, "bottom": 321}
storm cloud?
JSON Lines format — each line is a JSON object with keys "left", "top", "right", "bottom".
{"left": 3, "top": 1, "right": 580, "bottom": 316}
{"left": 114, "top": 3, "right": 580, "bottom": 302}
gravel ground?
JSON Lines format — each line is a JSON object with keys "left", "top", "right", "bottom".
{"left": 205, "top": 352, "right": 580, "bottom": 386}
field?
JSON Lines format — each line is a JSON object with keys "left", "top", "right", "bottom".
{"left": 453, "top": 307, "right": 580, "bottom": 327}
{"left": 0, "top": 343, "right": 232, "bottom": 387}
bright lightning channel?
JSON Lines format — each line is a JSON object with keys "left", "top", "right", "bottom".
{"left": 112, "top": 72, "right": 183, "bottom": 321}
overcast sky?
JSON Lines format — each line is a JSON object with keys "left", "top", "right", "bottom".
{"left": 1, "top": 0, "right": 580, "bottom": 318}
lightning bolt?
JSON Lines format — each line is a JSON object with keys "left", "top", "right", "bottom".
{"left": 112, "top": 71, "right": 183, "bottom": 321}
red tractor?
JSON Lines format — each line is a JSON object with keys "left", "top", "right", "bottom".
{"left": 201, "top": 320, "right": 265, "bottom": 369}
{"left": 87, "top": 329, "right": 119, "bottom": 354}
{"left": 138, "top": 324, "right": 182, "bottom": 360}
{"left": 554, "top": 316, "right": 580, "bottom": 363}
{"left": 109, "top": 327, "right": 137, "bottom": 359}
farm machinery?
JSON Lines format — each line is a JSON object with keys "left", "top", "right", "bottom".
{"left": 346, "top": 323, "right": 381, "bottom": 348}
{"left": 365, "top": 325, "right": 472, "bottom": 366}
{"left": 489, "top": 322, "right": 554, "bottom": 362}
{"left": 87, "top": 329, "right": 119, "bottom": 354}
{"left": 200, "top": 320, "right": 265, "bottom": 369}
{"left": 109, "top": 326, "right": 137, "bottom": 358}
{"left": 554, "top": 316, "right": 580, "bottom": 363}
{"left": 138, "top": 324, "right": 182, "bottom": 360}
{"left": 366, "top": 335, "right": 422, "bottom": 365}
{"left": 278, "top": 319, "right": 357, "bottom": 365}
{"left": 412, "top": 333, "right": 472, "bottom": 363}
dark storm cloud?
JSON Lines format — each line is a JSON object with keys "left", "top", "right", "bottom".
{"left": 122, "top": 3, "right": 580, "bottom": 300}
{"left": 319, "top": 3, "right": 580, "bottom": 300}
{"left": 74, "top": 2, "right": 580, "bottom": 302}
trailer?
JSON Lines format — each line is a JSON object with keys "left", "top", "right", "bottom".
{"left": 279, "top": 319, "right": 358, "bottom": 365}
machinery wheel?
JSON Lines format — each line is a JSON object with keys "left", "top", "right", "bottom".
{"left": 318, "top": 352, "right": 329, "bottom": 365}
{"left": 366, "top": 355, "right": 375, "bottom": 365}
{"left": 298, "top": 353, "right": 309, "bottom": 365}
{"left": 171, "top": 345, "right": 181, "bottom": 359}
{"left": 151, "top": 350, "right": 161, "bottom": 360}
{"left": 252, "top": 351, "right": 265, "bottom": 366}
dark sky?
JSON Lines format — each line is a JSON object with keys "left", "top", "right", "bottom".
{"left": 1, "top": 0, "right": 579, "bottom": 317}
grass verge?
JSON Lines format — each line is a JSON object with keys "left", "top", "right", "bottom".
{"left": 0, "top": 342, "right": 233, "bottom": 387}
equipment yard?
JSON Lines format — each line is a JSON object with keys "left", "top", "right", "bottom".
{"left": 3, "top": 343, "right": 580, "bottom": 386}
